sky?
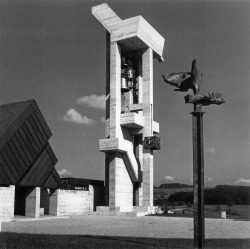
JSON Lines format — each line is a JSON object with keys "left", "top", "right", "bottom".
{"left": 0, "top": 0, "right": 249, "bottom": 187}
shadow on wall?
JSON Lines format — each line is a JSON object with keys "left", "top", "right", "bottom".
{"left": 0, "top": 233, "right": 250, "bottom": 249}
{"left": 93, "top": 185, "right": 105, "bottom": 211}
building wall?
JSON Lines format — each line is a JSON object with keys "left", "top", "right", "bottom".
{"left": 0, "top": 185, "right": 15, "bottom": 220}
{"left": 54, "top": 186, "right": 94, "bottom": 216}
{"left": 0, "top": 184, "right": 104, "bottom": 219}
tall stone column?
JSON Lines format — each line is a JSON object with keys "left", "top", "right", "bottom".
{"left": 108, "top": 41, "right": 122, "bottom": 209}
{"left": 109, "top": 41, "right": 121, "bottom": 139}
{"left": 25, "top": 187, "right": 40, "bottom": 218}
{"left": 142, "top": 48, "right": 154, "bottom": 207}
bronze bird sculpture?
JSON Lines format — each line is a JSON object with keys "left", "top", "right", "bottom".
{"left": 189, "top": 92, "right": 225, "bottom": 106}
{"left": 162, "top": 59, "right": 202, "bottom": 94}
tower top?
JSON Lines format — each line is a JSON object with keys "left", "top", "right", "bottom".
{"left": 92, "top": 3, "right": 165, "bottom": 62}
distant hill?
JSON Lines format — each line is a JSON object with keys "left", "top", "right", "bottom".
{"left": 167, "top": 185, "right": 250, "bottom": 205}
{"left": 215, "top": 185, "right": 250, "bottom": 190}
{"left": 158, "top": 183, "right": 193, "bottom": 189}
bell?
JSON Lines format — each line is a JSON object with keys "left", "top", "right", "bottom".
{"left": 121, "top": 57, "right": 128, "bottom": 69}
{"left": 121, "top": 77, "right": 129, "bottom": 92}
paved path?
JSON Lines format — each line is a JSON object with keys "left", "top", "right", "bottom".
{"left": 2, "top": 215, "right": 250, "bottom": 239}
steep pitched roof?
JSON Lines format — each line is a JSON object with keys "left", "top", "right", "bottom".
{"left": 0, "top": 100, "right": 61, "bottom": 188}
{"left": 0, "top": 100, "right": 31, "bottom": 138}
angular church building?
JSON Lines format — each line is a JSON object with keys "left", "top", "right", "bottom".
{"left": 0, "top": 100, "right": 61, "bottom": 220}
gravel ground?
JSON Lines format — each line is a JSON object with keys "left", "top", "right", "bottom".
{"left": 2, "top": 215, "right": 250, "bottom": 239}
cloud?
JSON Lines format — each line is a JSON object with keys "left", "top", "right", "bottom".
{"left": 76, "top": 94, "right": 106, "bottom": 109}
{"left": 235, "top": 178, "right": 250, "bottom": 185}
{"left": 57, "top": 169, "right": 72, "bottom": 177}
{"left": 204, "top": 177, "right": 213, "bottom": 184}
{"left": 204, "top": 176, "right": 213, "bottom": 182}
{"left": 164, "top": 176, "right": 174, "bottom": 181}
{"left": 63, "top": 109, "right": 95, "bottom": 125}
{"left": 100, "top": 116, "right": 105, "bottom": 123}
{"left": 206, "top": 148, "right": 216, "bottom": 154}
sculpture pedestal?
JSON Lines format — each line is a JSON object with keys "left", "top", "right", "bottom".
{"left": 191, "top": 105, "right": 205, "bottom": 249}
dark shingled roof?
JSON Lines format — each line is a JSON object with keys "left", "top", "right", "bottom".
{"left": 0, "top": 100, "right": 31, "bottom": 138}
{"left": 0, "top": 100, "right": 61, "bottom": 188}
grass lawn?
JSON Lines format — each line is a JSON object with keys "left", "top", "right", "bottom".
{"left": 0, "top": 232, "right": 250, "bottom": 249}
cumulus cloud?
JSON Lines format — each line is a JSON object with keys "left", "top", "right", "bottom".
{"left": 164, "top": 176, "right": 174, "bottom": 181}
{"left": 63, "top": 109, "right": 95, "bottom": 125}
{"left": 235, "top": 178, "right": 250, "bottom": 185}
{"left": 76, "top": 94, "right": 106, "bottom": 109}
{"left": 57, "top": 169, "right": 72, "bottom": 177}
{"left": 204, "top": 177, "right": 213, "bottom": 184}
{"left": 206, "top": 148, "right": 216, "bottom": 154}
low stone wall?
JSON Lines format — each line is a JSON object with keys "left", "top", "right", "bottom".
{"left": 51, "top": 186, "right": 94, "bottom": 216}
{"left": 0, "top": 185, "right": 15, "bottom": 220}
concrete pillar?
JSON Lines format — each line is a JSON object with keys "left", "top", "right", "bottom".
{"left": 25, "top": 187, "right": 40, "bottom": 218}
{"left": 109, "top": 152, "right": 118, "bottom": 209}
{"left": 89, "top": 185, "right": 94, "bottom": 212}
{"left": 0, "top": 185, "right": 15, "bottom": 220}
{"left": 106, "top": 41, "right": 121, "bottom": 209}
{"left": 142, "top": 48, "right": 154, "bottom": 207}
{"left": 134, "top": 134, "right": 143, "bottom": 206}
{"left": 109, "top": 41, "right": 122, "bottom": 138}
{"left": 108, "top": 152, "right": 133, "bottom": 211}
{"left": 221, "top": 211, "right": 226, "bottom": 219}
{"left": 105, "top": 154, "right": 110, "bottom": 205}
{"left": 49, "top": 189, "right": 58, "bottom": 216}
{"left": 105, "top": 31, "right": 111, "bottom": 139}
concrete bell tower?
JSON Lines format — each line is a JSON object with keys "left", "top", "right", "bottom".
{"left": 92, "top": 3, "right": 165, "bottom": 215}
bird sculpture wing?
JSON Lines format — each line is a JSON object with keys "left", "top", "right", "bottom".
{"left": 162, "top": 72, "right": 191, "bottom": 87}
{"left": 192, "top": 94, "right": 207, "bottom": 102}
{"left": 208, "top": 92, "right": 222, "bottom": 99}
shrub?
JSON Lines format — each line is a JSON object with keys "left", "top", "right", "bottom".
{"left": 178, "top": 201, "right": 185, "bottom": 206}
{"left": 226, "top": 208, "right": 238, "bottom": 216}
{"left": 226, "top": 208, "right": 232, "bottom": 215}
{"left": 215, "top": 206, "right": 221, "bottom": 212}
{"left": 167, "top": 186, "right": 250, "bottom": 205}
{"left": 168, "top": 191, "right": 193, "bottom": 204}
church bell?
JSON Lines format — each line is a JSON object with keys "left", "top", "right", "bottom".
{"left": 121, "top": 56, "right": 130, "bottom": 92}
{"left": 121, "top": 77, "right": 130, "bottom": 92}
